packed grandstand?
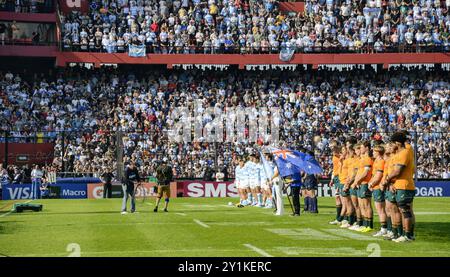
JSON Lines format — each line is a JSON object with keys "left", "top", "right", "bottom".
{"left": 0, "top": 65, "right": 448, "bottom": 180}
{"left": 0, "top": 0, "right": 449, "bottom": 182}
{"left": 57, "top": 0, "right": 450, "bottom": 53}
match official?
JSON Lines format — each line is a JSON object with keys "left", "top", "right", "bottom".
{"left": 101, "top": 167, "right": 114, "bottom": 199}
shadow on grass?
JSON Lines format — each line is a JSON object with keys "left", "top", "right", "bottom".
{"left": 0, "top": 221, "right": 24, "bottom": 235}
{"left": 414, "top": 222, "right": 450, "bottom": 241}
{"left": 42, "top": 210, "right": 141, "bottom": 215}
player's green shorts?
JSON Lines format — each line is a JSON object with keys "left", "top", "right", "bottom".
{"left": 333, "top": 177, "right": 341, "bottom": 195}
{"left": 395, "top": 189, "right": 415, "bottom": 207}
{"left": 340, "top": 185, "right": 350, "bottom": 197}
{"left": 358, "top": 184, "right": 372, "bottom": 199}
{"left": 350, "top": 188, "right": 358, "bottom": 197}
{"left": 385, "top": 190, "right": 396, "bottom": 203}
{"left": 372, "top": 189, "right": 385, "bottom": 202}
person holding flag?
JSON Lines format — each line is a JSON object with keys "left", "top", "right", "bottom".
{"left": 284, "top": 172, "right": 303, "bottom": 216}
{"left": 267, "top": 146, "right": 324, "bottom": 216}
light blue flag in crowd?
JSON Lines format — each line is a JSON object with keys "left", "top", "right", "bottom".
{"left": 258, "top": 150, "right": 274, "bottom": 180}
{"left": 128, "top": 44, "right": 146, "bottom": 57}
{"left": 279, "top": 47, "right": 295, "bottom": 62}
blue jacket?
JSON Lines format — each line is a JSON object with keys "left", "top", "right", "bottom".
{"left": 283, "top": 173, "right": 303, "bottom": 187}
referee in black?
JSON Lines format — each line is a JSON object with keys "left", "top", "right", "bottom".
{"left": 121, "top": 162, "right": 140, "bottom": 214}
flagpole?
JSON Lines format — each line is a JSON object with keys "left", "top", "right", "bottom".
{"left": 258, "top": 148, "right": 276, "bottom": 211}
{"left": 283, "top": 183, "right": 295, "bottom": 214}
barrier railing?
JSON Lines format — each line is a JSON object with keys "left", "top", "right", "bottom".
{"left": 60, "top": 44, "right": 450, "bottom": 55}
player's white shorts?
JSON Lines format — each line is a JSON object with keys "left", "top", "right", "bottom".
{"left": 249, "top": 179, "right": 261, "bottom": 189}
{"left": 234, "top": 180, "right": 241, "bottom": 189}
{"left": 238, "top": 179, "right": 250, "bottom": 189}
{"left": 261, "top": 180, "right": 270, "bottom": 190}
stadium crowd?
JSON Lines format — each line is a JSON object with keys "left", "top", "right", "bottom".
{"left": 0, "top": 65, "right": 449, "bottom": 180}
{"left": 60, "top": 0, "right": 450, "bottom": 53}
{"left": 0, "top": 0, "right": 54, "bottom": 13}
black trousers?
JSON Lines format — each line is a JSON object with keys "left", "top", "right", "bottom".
{"left": 103, "top": 182, "right": 112, "bottom": 198}
{"left": 291, "top": 186, "right": 301, "bottom": 214}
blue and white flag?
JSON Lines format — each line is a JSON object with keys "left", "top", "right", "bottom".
{"left": 279, "top": 47, "right": 295, "bottom": 62}
{"left": 128, "top": 44, "right": 146, "bottom": 57}
{"left": 259, "top": 150, "right": 274, "bottom": 180}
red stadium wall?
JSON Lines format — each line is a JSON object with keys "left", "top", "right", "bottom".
{"left": 0, "top": 143, "right": 54, "bottom": 165}
{"left": 55, "top": 52, "right": 450, "bottom": 69}
{"left": 0, "top": 45, "right": 58, "bottom": 57}
{"left": 0, "top": 11, "right": 57, "bottom": 22}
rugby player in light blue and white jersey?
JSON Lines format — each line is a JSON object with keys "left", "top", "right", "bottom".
{"left": 261, "top": 153, "right": 275, "bottom": 208}
{"left": 248, "top": 154, "right": 263, "bottom": 206}
{"left": 254, "top": 156, "right": 266, "bottom": 207}
{"left": 244, "top": 155, "right": 256, "bottom": 205}
{"left": 234, "top": 157, "right": 249, "bottom": 206}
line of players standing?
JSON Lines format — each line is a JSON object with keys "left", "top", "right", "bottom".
{"left": 234, "top": 154, "right": 274, "bottom": 209}
{"left": 233, "top": 152, "right": 319, "bottom": 215}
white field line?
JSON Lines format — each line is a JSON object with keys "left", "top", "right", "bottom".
{"left": 275, "top": 246, "right": 367, "bottom": 256}
{"left": 14, "top": 248, "right": 256, "bottom": 257}
{"left": 0, "top": 200, "right": 32, "bottom": 218}
{"left": 193, "top": 219, "right": 210, "bottom": 228}
{"left": 266, "top": 228, "right": 345, "bottom": 241}
{"left": 175, "top": 213, "right": 187, "bottom": 216}
{"left": 13, "top": 247, "right": 450, "bottom": 258}
{"left": 208, "top": 222, "right": 275, "bottom": 226}
{"left": 243, "top": 244, "right": 273, "bottom": 257}
{"left": 12, "top": 221, "right": 294, "bottom": 229}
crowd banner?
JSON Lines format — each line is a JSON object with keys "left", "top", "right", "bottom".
{"left": 179, "top": 181, "right": 238, "bottom": 198}
{"left": 128, "top": 44, "right": 146, "bottom": 57}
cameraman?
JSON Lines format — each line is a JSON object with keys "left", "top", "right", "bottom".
{"left": 121, "top": 162, "right": 140, "bottom": 214}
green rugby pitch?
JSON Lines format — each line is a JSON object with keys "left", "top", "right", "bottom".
{"left": 1, "top": 197, "right": 450, "bottom": 257}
